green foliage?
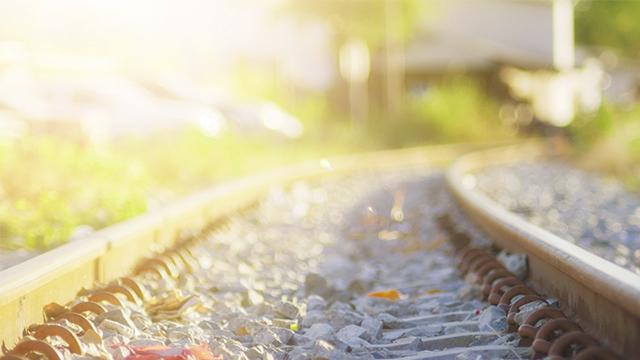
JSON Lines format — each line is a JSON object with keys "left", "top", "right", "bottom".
{"left": 568, "top": 102, "right": 616, "bottom": 150}
{"left": 0, "top": 137, "right": 149, "bottom": 249}
{"left": 0, "top": 130, "right": 356, "bottom": 250}
{"left": 575, "top": 0, "right": 640, "bottom": 57}
{"left": 573, "top": 0, "right": 640, "bottom": 188}
{"left": 0, "top": 73, "right": 516, "bottom": 251}
{"left": 282, "top": 0, "right": 425, "bottom": 49}
{"left": 330, "top": 76, "right": 512, "bottom": 149}
{"left": 569, "top": 101, "right": 640, "bottom": 190}
{"left": 406, "top": 77, "right": 506, "bottom": 142}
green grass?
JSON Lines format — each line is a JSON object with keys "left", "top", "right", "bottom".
{"left": 569, "top": 102, "right": 640, "bottom": 190}
{"left": 405, "top": 76, "right": 509, "bottom": 143}
{"left": 0, "top": 75, "right": 515, "bottom": 251}
{"left": 0, "top": 130, "right": 357, "bottom": 250}
{"left": 0, "top": 137, "right": 149, "bottom": 249}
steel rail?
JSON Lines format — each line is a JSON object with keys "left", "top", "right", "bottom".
{"left": 447, "top": 143, "right": 640, "bottom": 357}
{"left": 0, "top": 143, "right": 481, "bottom": 346}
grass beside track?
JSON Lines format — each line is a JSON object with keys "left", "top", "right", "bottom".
{"left": 0, "top": 130, "right": 359, "bottom": 250}
{"left": 1, "top": 72, "right": 637, "bottom": 251}
{"left": 0, "top": 75, "right": 514, "bottom": 251}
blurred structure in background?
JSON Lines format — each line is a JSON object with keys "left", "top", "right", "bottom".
{"left": 398, "top": 0, "right": 581, "bottom": 129}
{"left": 285, "top": 0, "right": 634, "bottom": 134}
{"left": 339, "top": 39, "right": 371, "bottom": 125}
{"left": 0, "top": 0, "right": 637, "bottom": 141}
{"left": 403, "top": 0, "right": 572, "bottom": 73}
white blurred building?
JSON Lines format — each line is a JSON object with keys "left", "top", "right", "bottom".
{"left": 405, "top": 0, "right": 574, "bottom": 72}
{"left": 399, "top": 0, "right": 611, "bottom": 127}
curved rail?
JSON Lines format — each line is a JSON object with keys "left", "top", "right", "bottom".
{"left": 446, "top": 143, "right": 640, "bottom": 357}
{"left": 0, "top": 142, "right": 480, "bottom": 346}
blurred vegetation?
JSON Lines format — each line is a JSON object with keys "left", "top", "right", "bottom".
{"left": 404, "top": 77, "right": 507, "bottom": 143}
{"left": 282, "top": 0, "right": 426, "bottom": 49}
{"left": 0, "top": 74, "right": 512, "bottom": 251}
{"left": 569, "top": 103, "right": 640, "bottom": 191}
{"left": 0, "top": 130, "right": 354, "bottom": 250}
{"left": 573, "top": 0, "right": 640, "bottom": 189}
{"left": 0, "top": 136, "right": 148, "bottom": 249}
{"left": 359, "top": 77, "right": 509, "bottom": 148}
{"left": 575, "top": 0, "right": 640, "bottom": 57}
{"left": 6, "top": 0, "right": 640, "bottom": 252}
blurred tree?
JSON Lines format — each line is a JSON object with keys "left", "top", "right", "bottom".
{"left": 575, "top": 0, "right": 640, "bottom": 57}
{"left": 281, "top": 0, "right": 429, "bottom": 118}
{"left": 282, "top": 0, "right": 423, "bottom": 49}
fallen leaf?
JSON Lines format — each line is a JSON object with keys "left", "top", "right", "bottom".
{"left": 378, "top": 230, "right": 401, "bottom": 241}
{"left": 367, "top": 289, "right": 402, "bottom": 301}
{"left": 123, "top": 342, "right": 216, "bottom": 360}
{"left": 189, "top": 343, "right": 217, "bottom": 360}
{"left": 235, "top": 326, "right": 249, "bottom": 336}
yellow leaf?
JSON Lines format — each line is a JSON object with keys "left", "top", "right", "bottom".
{"left": 235, "top": 326, "right": 249, "bottom": 336}
{"left": 367, "top": 289, "right": 402, "bottom": 301}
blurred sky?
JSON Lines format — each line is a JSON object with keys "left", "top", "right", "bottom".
{"left": 0, "top": 0, "right": 335, "bottom": 90}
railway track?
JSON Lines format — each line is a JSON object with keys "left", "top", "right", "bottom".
{"left": 0, "top": 143, "right": 637, "bottom": 359}
{"left": 448, "top": 144, "right": 640, "bottom": 357}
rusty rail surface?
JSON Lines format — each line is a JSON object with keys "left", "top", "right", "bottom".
{"left": 447, "top": 143, "right": 640, "bottom": 358}
{"left": 0, "top": 143, "right": 475, "bottom": 347}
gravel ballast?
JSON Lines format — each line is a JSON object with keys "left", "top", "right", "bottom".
{"left": 32, "top": 170, "right": 536, "bottom": 360}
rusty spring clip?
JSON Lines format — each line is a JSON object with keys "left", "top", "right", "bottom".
{"left": 1, "top": 245, "right": 196, "bottom": 360}
{"left": 438, "top": 213, "right": 619, "bottom": 360}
